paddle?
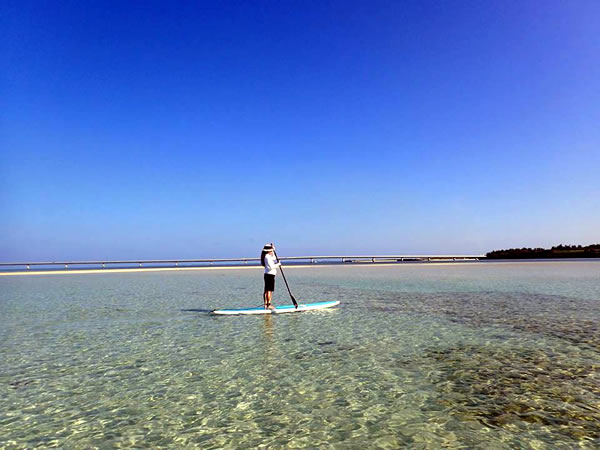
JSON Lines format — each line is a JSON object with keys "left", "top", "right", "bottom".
{"left": 273, "top": 249, "right": 298, "bottom": 308}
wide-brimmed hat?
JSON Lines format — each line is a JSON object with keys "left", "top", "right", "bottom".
{"left": 262, "top": 243, "right": 275, "bottom": 252}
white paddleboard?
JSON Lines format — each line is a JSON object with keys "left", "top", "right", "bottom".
{"left": 211, "top": 300, "right": 340, "bottom": 315}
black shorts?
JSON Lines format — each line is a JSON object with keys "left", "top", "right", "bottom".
{"left": 264, "top": 274, "right": 275, "bottom": 292}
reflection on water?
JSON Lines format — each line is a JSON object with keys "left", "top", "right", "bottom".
{"left": 1, "top": 261, "right": 599, "bottom": 448}
{"left": 262, "top": 314, "right": 275, "bottom": 340}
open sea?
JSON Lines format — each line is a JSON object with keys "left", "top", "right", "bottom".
{"left": 1, "top": 261, "right": 599, "bottom": 449}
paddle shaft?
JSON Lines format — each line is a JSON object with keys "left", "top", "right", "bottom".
{"left": 273, "top": 250, "right": 298, "bottom": 308}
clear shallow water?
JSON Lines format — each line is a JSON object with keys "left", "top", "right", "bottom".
{"left": 1, "top": 261, "right": 599, "bottom": 448}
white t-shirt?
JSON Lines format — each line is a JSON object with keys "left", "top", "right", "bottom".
{"left": 264, "top": 253, "right": 280, "bottom": 275}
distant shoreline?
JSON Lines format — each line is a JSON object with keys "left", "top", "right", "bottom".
{"left": 2, "top": 258, "right": 599, "bottom": 276}
{"left": 487, "top": 244, "right": 600, "bottom": 259}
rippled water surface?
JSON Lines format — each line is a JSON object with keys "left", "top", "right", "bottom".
{"left": 1, "top": 261, "right": 599, "bottom": 448}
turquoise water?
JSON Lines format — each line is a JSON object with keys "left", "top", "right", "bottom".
{"left": 1, "top": 261, "right": 599, "bottom": 448}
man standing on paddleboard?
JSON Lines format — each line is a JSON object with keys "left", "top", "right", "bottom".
{"left": 261, "top": 243, "right": 280, "bottom": 310}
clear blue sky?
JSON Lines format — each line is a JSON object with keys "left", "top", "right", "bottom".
{"left": 2, "top": 0, "right": 599, "bottom": 261}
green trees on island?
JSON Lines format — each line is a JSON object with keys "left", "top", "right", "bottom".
{"left": 486, "top": 244, "right": 600, "bottom": 259}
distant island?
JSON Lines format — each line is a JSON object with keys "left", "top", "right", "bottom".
{"left": 486, "top": 244, "right": 600, "bottom": 259}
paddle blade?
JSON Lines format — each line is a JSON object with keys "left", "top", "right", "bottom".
{"left": 291, "top": 295, "right": 298, "bottom": 308}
